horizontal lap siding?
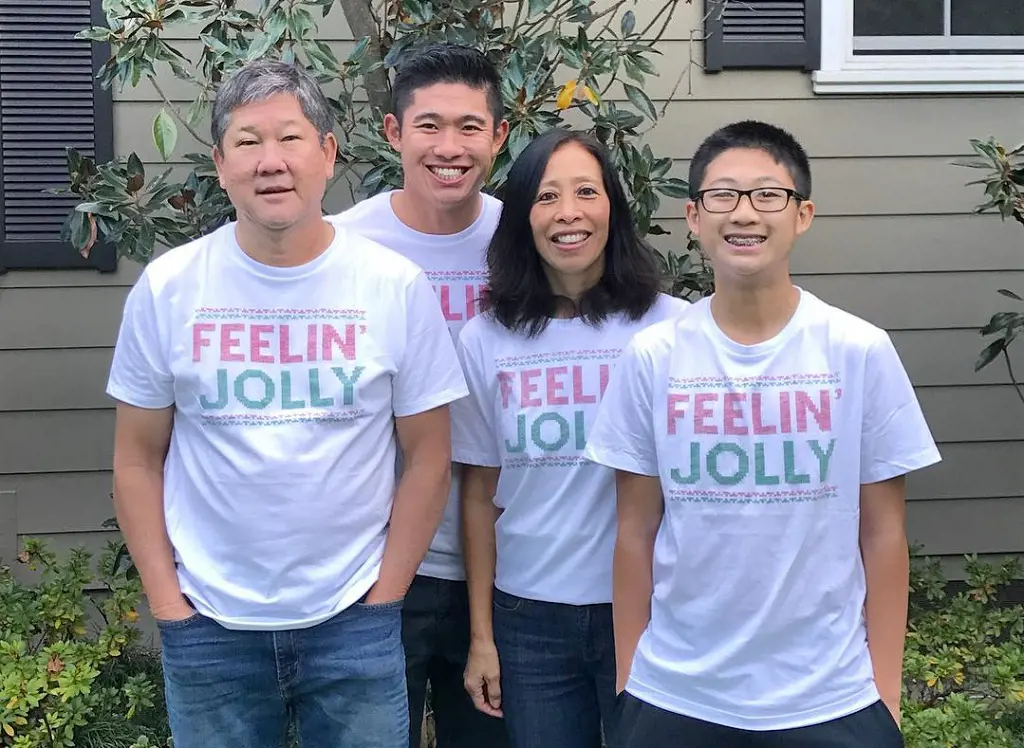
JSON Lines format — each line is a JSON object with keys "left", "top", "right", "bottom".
{"left": 1, "top": 1, "right": 1021, "bottom": 575}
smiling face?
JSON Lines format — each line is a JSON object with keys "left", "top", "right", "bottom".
{"left": 685, "top": 147, "right": 814, "bottom": 286}
{"left": 529, "top": 141, "right": 610, "bottom": 296}
{"left": 384, "top": 82, "right": 507, "bottom": 217}
{"left": 212, "top": 92, "right": 337, "bottom": 234}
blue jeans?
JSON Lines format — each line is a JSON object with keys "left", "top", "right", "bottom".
{"left": 491, "top": 588, "right": 618, "bottom": 748}
{"left": 402, "top": 575, "right": 510, "bottom": 748}
{"left": 159, "top": 598, "right": 408, "bottom": 748}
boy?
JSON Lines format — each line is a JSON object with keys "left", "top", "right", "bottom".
{"left": 331, "top": 43, "right": 510, "bottom": 748}
{"left": 585, "top": 120, "right": 940, "bottom": 747}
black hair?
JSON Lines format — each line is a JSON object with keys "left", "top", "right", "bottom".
{"left": 688, "top": 120, "right": 812, "bottom": 198}
{"left": 391, "top": 43, "right": 503, "bottom": 129}
{"left": 482, "top": 129, "right": 662, "bottom": 337}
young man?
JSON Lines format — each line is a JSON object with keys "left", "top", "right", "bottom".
{"left": 107, "top": 59, "right": 467, "bottom": 748}
{"left": 330, "top": 44, "right": 511, "bottom": 748}
{"left": 585, "top": 120, "right": 940, "bottom": 747}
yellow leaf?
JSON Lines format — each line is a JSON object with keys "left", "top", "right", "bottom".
{"left": 582, "top": 85, "right": 599, "bottom": 106}
{"left": 926, "top": 677, "right": 937, "bottom": 687}
{"left": 556, "top": 80, "right": 577, "bottom": 110}
{"left": 3, "top": 723, "right": 14, "bottom": 737}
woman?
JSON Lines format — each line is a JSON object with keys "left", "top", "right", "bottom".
{"left": 452, "top": 129, "right": 686, "bottom": 748}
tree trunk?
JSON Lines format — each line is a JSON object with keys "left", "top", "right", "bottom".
{"left": 337, "top": 0, "right": 393, "bottom": 115}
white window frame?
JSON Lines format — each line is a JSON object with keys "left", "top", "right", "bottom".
{"left": 812, "top": 0, "right": 1024, "bottom": 94}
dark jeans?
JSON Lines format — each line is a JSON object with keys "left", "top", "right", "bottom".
{"left": 491, "top": 588, "right": 618, "bottom": 748}
{"left": 402, "top": 575, "right": 509, "bottom": 748}
{"left": 159, "top": 598, "right": 408, "bottom": 748}
{"left": 616, "top": 693, "right": 904, "bottom": 748}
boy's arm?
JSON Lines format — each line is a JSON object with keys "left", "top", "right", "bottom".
{"left": 613, "top": 469, "right": 664, "bottom": 693}
{"left": 860, "top": 474, "right": 909, "bottom": 725}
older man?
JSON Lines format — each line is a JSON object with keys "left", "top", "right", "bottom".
{"left": 106, "top": 59, "right": 466, "bottom": 748}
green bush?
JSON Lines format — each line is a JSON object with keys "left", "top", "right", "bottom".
{"left": 902, "top": 552, "right": 1024, "bottom": 748}
{"left": 0, "top": 540, "right": 169, "bottom": 748}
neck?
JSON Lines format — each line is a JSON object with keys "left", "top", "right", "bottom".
{"left": 710, "top": 278, "right": 800, "bottom": 345}
{"left": 391, "top": 190, "right": 481, "bottom": 235}
{"left": 234, "top": 216, "right": 335, "bottom": 268}
{"left": 547, "top": 269, "right": 600, "bottom": 317}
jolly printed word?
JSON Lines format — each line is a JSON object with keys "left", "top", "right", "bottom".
{"left": 668, "top": 439, "right": 837, "bottom": 486}
{"left": 199, "top": 367, "right": 364, "bottom": 410}
{"left": 667, "top": 389, "right": 832, "bottom": 436}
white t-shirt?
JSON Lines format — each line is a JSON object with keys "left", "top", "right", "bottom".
{"left": 331, "top": 190, "right": 501, "bottom": 581}
{"left": 106, "top": 223, "right": 468, "bottom": 631}
{"left": 451, "top": 294, "right": 686, "bottom": 605}
{"left": 585, "top": 288, "right": 941, "bottom": 730}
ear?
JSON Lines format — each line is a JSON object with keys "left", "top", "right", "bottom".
{"left": 322, "top": 132, "right": 339, "bottom": 178}
{"left": 383, "top": 113, "right": 402, "bottom": 151}
{"left": 795, "top": 198, "right": 816, "bottom": 236}
{"left": 212, "top": 145, "right": 227, "bottom": 189}
{"left": 492, "top": 119, "right": 510, "bottom": 154}
{"left": 684, "top": 199, "right": 701, "bottom": 236}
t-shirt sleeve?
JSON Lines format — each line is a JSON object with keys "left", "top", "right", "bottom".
{"left": 449, "top": 328, "right": 502, "bottom": 468}
{"left": 584, "top": 335, "right": 659, "bottom": 477}
{"left": 860, "top": 332, "right": 942, "bottom": 484}
{"left": 106, "top": 273, "right": 175, "bottom": 409}
{"left": 393, "top": 271, "right": 469, "bottom": 417}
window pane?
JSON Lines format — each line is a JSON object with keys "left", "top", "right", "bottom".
{"left": 952, "top": 0, "right": 1024, "bottom": 35}
{"left": 854, "top": 0, "right": 944, "bottom": 36}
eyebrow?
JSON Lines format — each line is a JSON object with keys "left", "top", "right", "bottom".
{"left": 235, "top": 121, "right": 303, "bottom": 135}
{"left": 410, "top": 112, "right": 489, "bottom": 126}
{"left": 705, "top": 176, "right": 791, "bottom": 188}
{"left": 537, "top": 175, "right": 601, "bottom": 189}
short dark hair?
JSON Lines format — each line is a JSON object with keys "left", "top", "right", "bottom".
{"left": 391, "top": 43, "right": 503, "bottom": 128}
{"left": 482, "top": 129, "right": 662, "bottom": 337}
{"left": 689, "top": 120, "right": 812, "bottom": 198}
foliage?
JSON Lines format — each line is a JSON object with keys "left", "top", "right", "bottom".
{"left": 902, "top": 551, "right": 1024, "bottom": 748}
{"left": 0, "top": 540, "right": 168, "bottom": 748}
{"left": 59, "top": 0, "right": 713, "bottom": 301}
{"left": 955, "top": 137, "right": 1024, "bottom": 407}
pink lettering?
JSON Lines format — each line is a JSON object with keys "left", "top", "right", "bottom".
{"left": 322, "top": 324, "right": 356, "bottom": 361}
{"left": 192, "top": 322, "right": 215, "bottom": 362}
{"left": 439, "top": 285, "right": 463, "bottom": 322}
{"left": 520, "top": 369, "right": 542, "bottom": 407}
{"left": 546, "top": 366, "right": 569, "bottom": 405}
{"left": 220, "top": 323, "right": 245, "bottom": 362}
{"left": 307, "top": 324, "right": 318, "bottom": 362}
{"left": 751, "top": 393, "right": 776, "bottom": 435}
{"left": 599, "top": 364, "right": 610, "bottom": 398}
{"left": 693, "top": 393, "right": 718, "bottom": 434}
{"left": 498, "top": 371, "right": 515, "bottom": 409}
{"left": 667, "top": 394, "right": 688, "bottom": 435}
{"left": 279, "top": 325, "right": 302, "bottom": 363}
{"left": 250, "top": 324, "right": 274, "bottom": 363}
{"left": 572, "top": 365, "right": 596, "bottom": 404}
{"left": 779, "top": 391, "right": 792, "bottom": 433}
{"left": 723, "top": 392, "right": 748, "bottom": 435}
{"left": 796, "top": 389, "right": 832, "bottom": 433}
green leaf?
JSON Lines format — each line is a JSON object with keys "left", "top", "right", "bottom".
{"left": 246, "top": 28, "right": 278, "bottom": 60}
{"left": 621, "top": 10, "right": 636, "bottom": 36}
{"left": 656, "top": 178, "right": 690, "bottom": 199}
{"left": 153, "top": 109, "right": 178, "bottom": 162}
{"left": 126, "top": 153, "right": 145, "bottom": 181}
{"left": 527, "top": 0, "right": 556, "bottom": 19}
{"left": 975, "top": 338, "right": 1006, "bottom": 371}
{"left": 623, "top": 83, "right": 657, "bottom": 121}
{"left": 997, "top": 288, "right": 1023, "bottom": 301}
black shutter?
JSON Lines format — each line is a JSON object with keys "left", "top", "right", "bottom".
{"left": 0, "top": 0, "right": 116, "bottom": 272}
{"left": 704, "top": 0, "right": 821, "bottom": 72}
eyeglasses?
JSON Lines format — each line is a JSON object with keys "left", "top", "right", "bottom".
{"left": 694, "top": 187, "right": 805, "bottom": 213}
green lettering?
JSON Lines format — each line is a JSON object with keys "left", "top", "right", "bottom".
{"left": 808, "top": 438, "right": 836, "bottom": 482}
{"left": 505, "top": 414, "right": 527, "bottom": 453}
{"left": 200, "top": 369, "right": 229, "bottom": 410}
{"left": 532, "top": 412, "right": 570, "bottom": 452}
{"left": 707, "top": 443, "right": 749, "bottom": 485}
{"left": 280, "top": 370, "right": 306, "bottom": 409}
{"left": 783, "top": 441, "right": 811, "bottom": 484}
{"left": 235, "top": 370, "right": 274, "bottom": 410}
{"left": 754, "top": 443, "right": 780, "bottom": 485}
{"left": 330, "top": 366, "right": 365, "bottom": 406}
{"left": 308, "top": 369, "right": 334, "bottom": 407}
{"left": 670, "top": 443, "right": 702, "bottom": 484}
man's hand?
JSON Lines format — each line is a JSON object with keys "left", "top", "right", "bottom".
{"left": 881, "top": 693, "right": 901, "bottom": 728}
{"left": 464, "top": 639, "right": 503, "bottom": 717}
{"left": 151, "top": 594, "right": 195, "bottom": 622}
{"left": 362, "top": 583, "right": 406, "bottom": 606}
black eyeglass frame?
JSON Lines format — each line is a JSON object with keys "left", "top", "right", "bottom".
{"left": 692, "top": 187, "right": 807, "bottom": 214}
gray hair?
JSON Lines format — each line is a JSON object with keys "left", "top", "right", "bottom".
{"left": 211, "top": 59, "right": 335, "bottom": 148}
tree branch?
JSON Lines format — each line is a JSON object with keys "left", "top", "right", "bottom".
{"left": 1002, "top": 345, "right": 1024, "bottom": 406}
{"left": 338, "top": 0, "right": 392, "bottom": 115}
{"left": 148, "top": 76, "right": 214, "bottom": 148}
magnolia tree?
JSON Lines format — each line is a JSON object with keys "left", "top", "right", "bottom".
{"left": 61, "top": 0, "right": 714, "bottom": 300}
{"left": 957, "top": 138, "right": 1024, "bottom": 405}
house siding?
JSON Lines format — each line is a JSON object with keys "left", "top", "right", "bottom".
{"left": 1, "top": 1, "right": 1022, "bottom": 575}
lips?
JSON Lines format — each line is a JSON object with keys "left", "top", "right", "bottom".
{"left": 256, "top": 186, "right": 293, "bottom": 195}
{"left": 428, "top": 166, "right": 470, "bottom": 183}
{"left": 550, "top": 230, "right": 591, "bottom": 246}
{"left": 724, "top": 234, "right": 766, "bottom": 247}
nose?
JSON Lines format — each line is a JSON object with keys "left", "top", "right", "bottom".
{"left": 256, "top": 141, "right": 287, "bottom": 175}
{"left": 433, "top": 127, "right": 464, "bottom": 160}
{"left": 729, "top": 192, "right": 760, "bottom": 223}
{"left": 555, "top": 195, "right": 582, "bottom": 223}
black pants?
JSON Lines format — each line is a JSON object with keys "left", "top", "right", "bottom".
{"left": 616, "top": 693, "right": 904, "bottom": 748}
{"left": 402, "top": 574, "right": 510, "bottom": 748}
